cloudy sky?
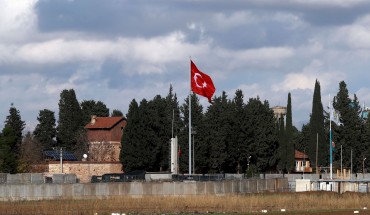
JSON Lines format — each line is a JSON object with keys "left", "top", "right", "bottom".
{"left": 2, "top": 0, "right": 370, "bottom": 131}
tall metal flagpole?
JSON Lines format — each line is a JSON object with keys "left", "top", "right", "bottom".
{"left": 329, "top": 94, "right": 333, "bottom": 180}
{"left": 189, "top": 59, "right": 192, "bottom": 175}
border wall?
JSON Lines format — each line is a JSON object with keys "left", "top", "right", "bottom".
{"left": 0, "top": 178, "right": 288, "bottom": 201}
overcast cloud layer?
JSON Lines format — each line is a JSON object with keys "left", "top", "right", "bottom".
{"left": 1, "top": 0, "right": 370, "bottom": 131}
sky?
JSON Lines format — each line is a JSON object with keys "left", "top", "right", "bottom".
{"left": 2, "top": 0, "right": 370, "bottom": 131}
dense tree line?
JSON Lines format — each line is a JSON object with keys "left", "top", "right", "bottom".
{"left": 121, "top": 88, "right": 280, "bottom": 174}
{"left": 1, "top": 79, "right": 370, "bottom": 174}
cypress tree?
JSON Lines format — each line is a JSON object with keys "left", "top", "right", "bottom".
{"left": 277, "top": 113, "right": 286, "bottom": 172}
{"left": 285, "top": 93, "right": 295, "bottom": 172}
{"left": 120, "top": 99, "right": 140, "bottom": 172}
{"left": 307, "top": 80, "right": 326, "bottom": 172}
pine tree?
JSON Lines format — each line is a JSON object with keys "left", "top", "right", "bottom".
{"left": 4, "top": 105, "right": 25, "bottom": 154}
{"left": 203, "top": 91, "right": 230, "bottom": 173}
{"left": 33, "top": 109, "right": 56, "bottom": 150}
{"left": 227, "top": 89, "right": 248, "bottom": 173}
{"left": 245, "top": 97, "right": 278, "bottom": 172}
{"left": 57, "top": 89, "right": 83, "bottom": 151}
{"left": 0, "top": 125, "right": 17, "bottom": 173}
{"left": 333, "top": 81, "right": 363, "bottom": 172}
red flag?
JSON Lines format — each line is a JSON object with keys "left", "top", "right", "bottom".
{"left": 191, "top": 60, "right": 216, "bottom": 102}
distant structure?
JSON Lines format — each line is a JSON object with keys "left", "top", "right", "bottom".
{"left": 271, "top": 106, "right": 287, "bottom": 121}
{"left": 361, "top": 106, "right": 370, "bottom": 120}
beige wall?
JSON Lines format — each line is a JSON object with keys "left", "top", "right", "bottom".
{"left": 48, "top": 161, "right": 123, "bottom": 183}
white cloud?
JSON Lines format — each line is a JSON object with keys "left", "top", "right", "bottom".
{"left": 0, "top": 0, "right": 38, "bottom": 42}
{"left": 272, "top": 60, "right": 346, "bottom": 92}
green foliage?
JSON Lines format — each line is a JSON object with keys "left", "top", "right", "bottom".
{"left": 203, "top": 92, "right": 230, "bottom": 173}
{"left": 245, "top": 98, "right": 278, "bottom": 172}
{"left": 81, "top": 100, "right": 109, "bottom": 125}
{"left": 0, "top": 125, "right": 18, "bottom": 173}
{"left": 4, "top": 105, "right": 25, "bottom": 153}
{"left": 111, "top": 109, "right": 123, "bottom": 117}
{"left": 120, "top": 87, "right": 182, "bottom": 172}
{"left": 57, "top": 89, "right": 83, "bottom": 151}
{"left": 285, "top": 93, "right": 295, "bottom": 172}
{"left": 333, "top": 81, "right": 363, "bottom": 172}
{"left": 178, "top": 93, "right": 204, "bottom": 173}
{"left": 308, "top": 80, "right": 327, "bottom": 171}
{"left": 277, "top": 113, "right": 286, "bottom": 172}
{"left": 33, "top": 109, "right": 56, "bottom": 150}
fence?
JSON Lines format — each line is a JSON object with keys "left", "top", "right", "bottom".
{"left": 0, "top": 178, "right": 288, "bottom": 201}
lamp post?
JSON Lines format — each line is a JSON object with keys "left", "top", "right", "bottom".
{"left": 247, "top": 155, "right": 251, "bottom": 171}
{"left": 363, "top": 157, "right": 367, "bottom": 179}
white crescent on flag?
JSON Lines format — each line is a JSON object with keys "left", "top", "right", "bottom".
{"left": 194, "top": 73, "right": 205, "bottom": 88}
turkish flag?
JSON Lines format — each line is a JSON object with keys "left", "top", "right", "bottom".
{"left": 191, "top": 60, "right": 216, "bottom": 102}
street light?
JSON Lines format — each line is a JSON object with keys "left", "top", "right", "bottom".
{"left": 363, "top": 157, "right": 367, "bottom": 179}
{"left": 247, "top": 155, "right": 251, "bottom": 171}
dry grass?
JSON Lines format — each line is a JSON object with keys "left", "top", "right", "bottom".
{"left": 0, "top": 192, "right": 369, "bottom": 215}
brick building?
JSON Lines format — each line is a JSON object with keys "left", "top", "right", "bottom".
{"left": 47, "top": 116, "right": 127, "bottom": 183}
{"left": 85, "top": 115, "right": 127, "bottom": 161}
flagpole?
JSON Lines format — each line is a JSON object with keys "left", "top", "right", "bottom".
{"left": 189, "top": 58, "right": 192, "bottom": 175}
{"left": 329, "top": 94, "right": 333, "bottom": 180}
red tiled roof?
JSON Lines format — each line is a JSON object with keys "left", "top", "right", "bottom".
{"left": 84, "top": 116, "right": 125, "bottom": 129}
{"left": 295, "top": 150, "right": 309, "bottom": 159}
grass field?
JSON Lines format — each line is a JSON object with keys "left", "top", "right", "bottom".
{"left": 0, "top": 191, "right": 370, "bottom": 215}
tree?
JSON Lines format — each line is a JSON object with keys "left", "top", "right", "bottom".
{"left": 245, "top": 97, "right": 278, "bottom": 172}
{"left": 0, "top": 125, "right": 17, "bottom": 173}
{"left": 120, "top": 99, "right": 141, "bottom": 172}
{"left": 57, "top": 89, "right": 83, "bottom": 151}
{"left": 203, "top": 91, "right": 230, "bottom": 173}
{"left": 285, "top": 93, "right": 295, "bottom": 172}
{"left": 179, "top": 93, "right": 204, "bottom": 173}
{"left": 33, "top": 109, "right": 56, "bottom": 150}
{"left": 333, "top": 81, "right": 363, "bottom": 172}
{"left": 227, "top": 89, "right": 249, "bottom": 173}
{"left": 4, "top": 105, "right": 25, "bottom": 154}
{"left": 18, "top": 132, "right": 43, "bottom": 173}
{"left": 81, "top": 100, "right": 109, "bottom": 125}
{"left": 111, "top": 109, "right": 123, "bottom": 117}
{"left": 308, "top": 80, "right": 327, "bottom": 173}
{"left": 277, "top": 113, "right": 286, "bottom": 172}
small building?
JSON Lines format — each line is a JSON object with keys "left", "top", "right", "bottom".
{"left": 295, "top": 150, "right": 312, "bottom": 173}
{"left": 45, "top": 116, "right": 127, "bottom": 183}
{"left": 85, "top": 115, "right": 127, "bottom": 161}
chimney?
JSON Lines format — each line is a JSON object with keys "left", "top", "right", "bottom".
{"left": 91, "top": 115, "right": 97, "bottom": 125}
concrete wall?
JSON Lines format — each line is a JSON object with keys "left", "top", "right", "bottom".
{"left": 0, "top": 178, "right": 288, "bottom": 201}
